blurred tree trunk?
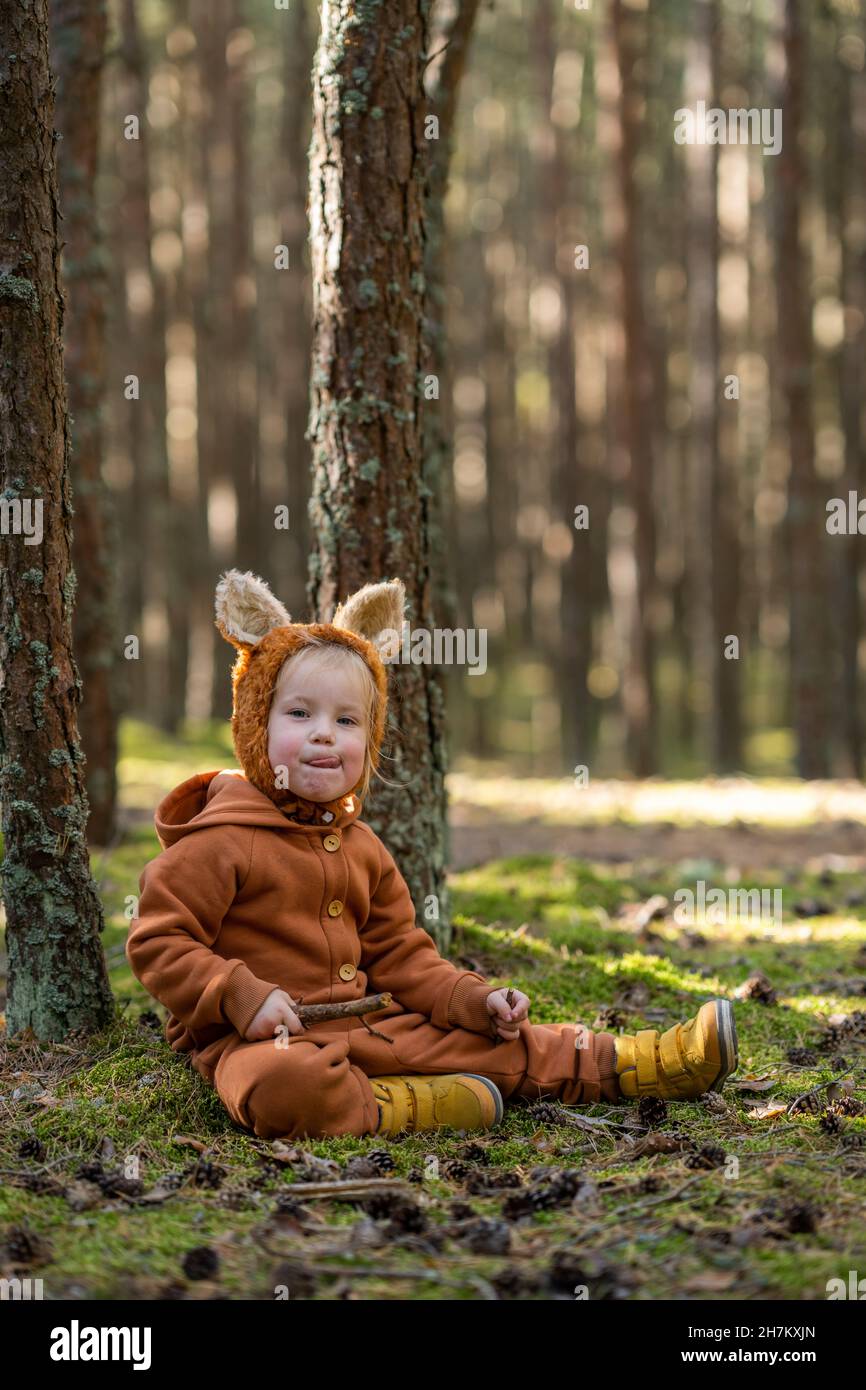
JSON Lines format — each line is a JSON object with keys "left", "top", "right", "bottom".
{"left": 777, "top": 0, "right": 830, "bottom": 776}
{"left": 832, "top": 13, "right": 864, "bottom": 777}
{"left": 612, "top": 0, "right": 656, "bottom": 774}
{"left": 51, "top": 0, "right": 121, "bottom": 844}
{"left": 423, "top": 0, "right": 481, "bottom": 640}
{"left": 0, "top": 0, "right": 114, "bottom": 1039}
{"left": 196, "top": 0, "right": 235, "bottom": 725}
{"left": 307, "top": 1, "right": 451, "bottom": 946}
{"left": 118, "top": 0, "right": 184, "bottom": 733}
{"left": 533, "top": 0, "right": 592, "bottom": 773}
{"left": 686, "top": 0, "right": 741, "bottom": 770}
{"left": 229, "top": 0, "right": 259, "bottom": 572}
{"left": 269, "top": 0, "right": 314, "bottom": 609}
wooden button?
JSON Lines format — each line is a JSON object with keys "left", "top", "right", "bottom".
{"left": 323, "top": 834, "right": 341, "bottom": 852}
{"left": 327, "top": 899, "right": 343, "bottom": 917}
{"left": 338, "top": 963, "right": 357, "bottom": 981}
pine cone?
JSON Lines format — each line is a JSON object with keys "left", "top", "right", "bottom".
{"left": 786, "top": 1046, "right": 818, "bottom": 1066}
{"left": 699, "top": 1091, "right": 729, "bottom": 1115}
{"left": 636, "top": 1174, "right": 663, "bottom": 1195}
{"left": 448, "top": 1199, "right": 475, "bottom": 1221}
{"left": 526, "top": 1099, "right": 561, "bottom": 1126}
{"left": 158, "top": 1172, "right": 185, "bottom": 1191}
{"left": 1, "top": 1225, "right": 45, "bottom": 1266}
{"left": 638, "top": 1095, "right": 668, "bottom": 1127}
{"left": 365, "top": 1148, "right": 396, "bottom": 1174}
{"left": 382, "top": 1196, "right": 426, "bottom": 1234}
{"left": 98, "top": 1170, "right": 144, "bottom": 1198}
{"left": 189, "top": 1160, "right": 225, "bottom": 1189}
{"left": 684, "top": 1142, "right": 727, "bottom": 1170}
{"left": 784, "top": 1201, "right": 819, "bottom": 1234}
{"left": 834, "top": 1095, "right": 865, "bottom": 1117}
{"left": 441, "top": 1157, "right": 474, "bottom": 1182}
{"left": 17, "top": 1137, "right": 45, "bottom": 1160}
{"left": 459, "top": 1216, "right": 511, "bottom": 1255}
{"left": 819, "top": 1109, "right": 845, "bottom": 1136}
{"left": 75, "top": 1159, "right": 105, "bottom": 1183}
{"left": 456, "top": 1140, "right": 489, "bottom": 1164}
{"left": 182, "top": 1245, "right": 219, "bottom": 1281}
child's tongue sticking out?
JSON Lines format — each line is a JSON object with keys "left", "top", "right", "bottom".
{"left": 266, "top": 644, "right": 372, "bottom": 806}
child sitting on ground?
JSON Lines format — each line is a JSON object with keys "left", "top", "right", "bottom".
{"left": 126, "top": 570, "right": 738, "bottom": 1139}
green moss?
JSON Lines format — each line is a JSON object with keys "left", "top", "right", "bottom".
{"left": 2, "top": 729, "right": 865, "bottom": 1299}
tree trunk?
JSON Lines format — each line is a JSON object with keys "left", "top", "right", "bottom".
{"left": 776, "top": 0, "right": 830, "bottom": 776}
{"left": 118, "top": 0, "right": 183, "bottom": 733}
{"left": 533, "top": 0, "right": 593, "bottom": 774}
{"left": 307, "top": 1, "right": 450, "bottom": 948}
{"left": 0, "top": 0, "right": 114, "bottom": 1039}
{"left": 50, "top": 0, "right": 121, "bottom": 844}
{"left": 423, "top": 0, "right": 482, "bottom": 640}
{"left": 833, "top": 17, "right": 864, "bottom": 777}
{"left": 612, "top": 0, "right": 657, "bottom": 775}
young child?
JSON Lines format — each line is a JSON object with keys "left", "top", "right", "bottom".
{"left": 127, "top": 569, "right": 739, "bottom": 1141}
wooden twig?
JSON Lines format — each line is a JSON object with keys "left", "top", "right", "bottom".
{"left": 279, "top": 1177, "right": 412, "bottom": 1200}
{"left": 263, "top": 1248, "right": 498, "bottom": 1299}
{"left": 294, "top": 994, "right": 392, "bottom": 1026}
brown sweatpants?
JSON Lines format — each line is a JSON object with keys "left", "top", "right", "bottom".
{"left": 208, "top": 1010, "right": 622, "bottom": 1140}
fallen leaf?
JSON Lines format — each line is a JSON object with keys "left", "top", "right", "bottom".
{"left": 728, "top": 1074, "right": 777, "bottom": 1093}
{"left": 743, "top": 1100, "right": 787, "bottom": 1120}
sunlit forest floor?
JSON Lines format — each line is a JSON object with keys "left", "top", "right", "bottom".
{"left": 1, "top": 719, "right": 865, "bottom": 1300}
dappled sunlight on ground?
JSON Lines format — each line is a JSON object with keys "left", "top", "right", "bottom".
{"left": 448, "top": 769, "right": 866, "bottom": 827}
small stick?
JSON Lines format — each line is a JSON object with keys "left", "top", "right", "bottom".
{"left": 294, "top": 993, "right": 392, "bottom": 1025}
{"left": 277, "top": 1177, "right": 412, "bottom": 1199}
{"left": 492, "top": 987, "right": 517, "bottom": 1045}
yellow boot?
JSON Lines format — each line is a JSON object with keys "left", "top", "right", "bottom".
{"left": 615, "top": 999, "right": 738, "bottom": 1100}
{"left": 370, "top": 1073, "right": 504, "bottom": 1137}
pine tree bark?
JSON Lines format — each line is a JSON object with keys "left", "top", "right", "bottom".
{"left": 777, "top": 0, "right": 830, "bottom": 776}
{"left": 533, "top": 0, "right": 592, "bottom": 773}
{"left": 612, "top": 0, "right": 657, "bottom": 775}
{"left": 307, "top": 1, "right": 451, "bottom": 948}
{"left": 832, "top": 18, "right": 864, "bottom": 777}
{"left": 423, "top": 0, "right": 481, "bottom": 639}
{"left": 50, "top": 0, "right": 120, "bottom": 846}
{"left": 117, "top": 0, "right": 183, "bottom": 733}
{"left": 0, "top": 0, "right": 115, "bottom": 1039}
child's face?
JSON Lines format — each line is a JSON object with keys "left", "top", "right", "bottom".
{"left": 267, "top": 655, "right": 368, "bottom": 801}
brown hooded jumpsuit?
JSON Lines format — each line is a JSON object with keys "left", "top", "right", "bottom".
{"left": 126, "top": 586, "right": 621, "bottom": 1140}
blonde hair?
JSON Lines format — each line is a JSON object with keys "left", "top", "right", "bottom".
{"left": 270, "top": 637, "right": 393, "bottom": 805}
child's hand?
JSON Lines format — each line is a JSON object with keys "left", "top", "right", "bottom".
{"left": 485, "top": 987, "right": 530, "bottom": 1042}
{"left": 244, "top": 988, "right": 304, "bottom": 1042}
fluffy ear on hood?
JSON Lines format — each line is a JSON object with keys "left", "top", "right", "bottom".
{"left": 331, "top": 578, "right": 406, "bottom": 661}
{"left": 215, "top": 569, "right": 293, "bottom": 649}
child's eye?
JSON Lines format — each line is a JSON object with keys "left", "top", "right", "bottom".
{"left": 338, "top": 716, "right": 358, "bottom": 726}
{"left": 288, "top": 709, "right": 308, "bottom": 718}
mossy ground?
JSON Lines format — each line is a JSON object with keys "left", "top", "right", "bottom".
{"left": 1, "top": 723, "right": 865, "bottom": 1300}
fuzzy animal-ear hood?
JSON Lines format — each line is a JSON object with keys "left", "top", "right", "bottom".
{"left": 214, "top": 569, "right": 405, "bottom": 813}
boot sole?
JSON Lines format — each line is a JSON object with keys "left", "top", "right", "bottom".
{"left": 708, "top": 1000, "right": 739, "bottom": 1091}
{"left": 461, "top": 1073, "right": 505, "bottom": 1125}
